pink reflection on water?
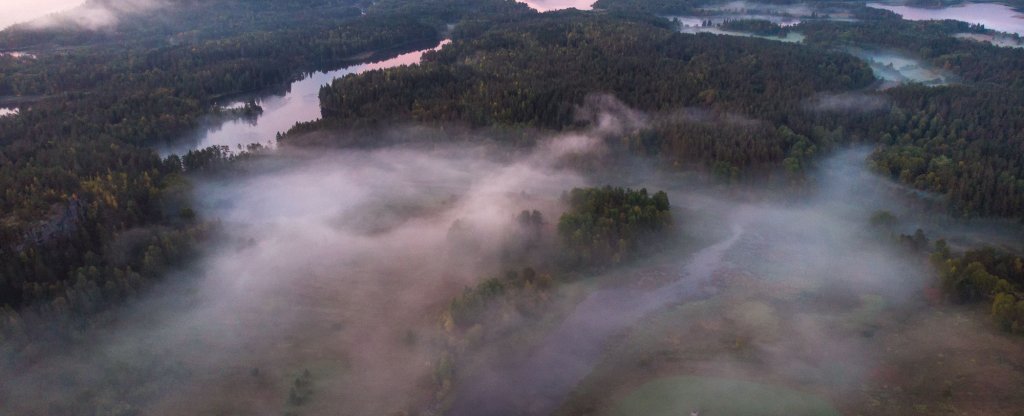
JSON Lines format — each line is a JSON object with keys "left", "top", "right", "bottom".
{"left": 519, "top": 0, "right": 594, "bottom": 12}
{"left": 869, "top": 2, "right": 1024, "bottom": 35}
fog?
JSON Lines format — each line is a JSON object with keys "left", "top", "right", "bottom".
{"left": 850, "top": 48, "right": 952, "bottom": 87}
{"left": 804, "top": 91, "right": 890, "bottom": 113}
{"left": 517, "top": 0, "right": 594, "bottom": 12}
{"left": 446, "top": 146, "right": 939, "bottom": 415}
{"left": 17, "top": 0, "right": 162, "bottom": 30}
{"left": 954, "top": 32, "right": 1024, "bottom": 49}
{"left": 0, "top": 111, "right": 614, "bottom": 415}
{"left": 674, "top": 22, "right": 807, "bottom": 43}
{"left": 701, "top": 1, "right": 817, "bottom": 17}
{"left": 0, "top": 0, "right": 85, "bottom": 30}
{"left": 0, "top": 97, "right": 1007, "bottom": 415}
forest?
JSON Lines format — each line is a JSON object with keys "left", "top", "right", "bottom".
{"left": 302, "top": 11, "right": 873, "bottom": 181}
{"left": 2, "top": 0, "right": 1024, "bottom": 414}
{"left": 305, "top": 7, "right": 1024, "bottom": 217}
{"left": 0, "top": 0, "right": 528, "bottom": 343}
{"left": 558, "top": 187, "right": 672, "bottom": 266}
{"left": 1, "top": 0, "right": 1021, "bottom": 354}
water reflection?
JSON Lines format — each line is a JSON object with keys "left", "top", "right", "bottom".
{"left": 868, "top": 2, "right": 1024, "bottom": 35}
{"left": 517, "top": 0, "right": 594, "bottom": 12}
{"left": 159, "top": 40, "right": 450, "bottom": 156}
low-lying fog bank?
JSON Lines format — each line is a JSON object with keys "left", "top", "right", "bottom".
{"left": 0, "top": 127, "right": 608, "bottom": 415}
{"left": 447, "top": 147, "right": 944, "bottom": 415}
{"left": 3, "top": 101, "right": 1022, "bottom": 415}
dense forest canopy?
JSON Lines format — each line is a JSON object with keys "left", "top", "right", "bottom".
{"left": 558, "top": 187, "right": 672, "bottom": 266}
{"left": 0, "top": 0, "right": 519, "bottom": 319}
{"left": 300, "top": 11, "right": 873, "bottom": 181}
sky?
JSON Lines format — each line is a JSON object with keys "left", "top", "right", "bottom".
{"left": 0, "top": 0, "right": 84, "bottom": 30}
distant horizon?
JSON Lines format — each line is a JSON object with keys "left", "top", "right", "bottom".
{"left": 0, "top": 0, "right": 85, "bottom": 31}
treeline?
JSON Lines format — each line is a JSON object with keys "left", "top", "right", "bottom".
{"left": 719, "top": 19, "right": 790, "bottom": 37}
{"left": 299, "top": 11, "right": 872, "bottom": 179}
{"left": 444, "top": 187, "right": 674, "bottom": 335}
{"left": 436, "top": 186, "right": 674, "bottom": 403}
{"left": 800, "top": 18, "right": 1024, "bottom": 86}
{"left": 932, "top": 242, "right": 1024, "bottom": 334}
{"left": 591, "top": 0, "right": 705, "bottom": 14}
{"left": 558, "top": 187, "right": 672, "bottom": 266}
{"left": 870, "top": 85, "right": 1024, "bottom": 217}
{"left": 796, "top": 16, "right": 1024, "bottom": 217}
{"left": 313, "top": 12, "right": 873, "bottom": 128}
{"left": 304, "top": 5, "right": 1024, "bottom": 217}
{"left": 0, "top": 0, "right": 368, "bottom": 50}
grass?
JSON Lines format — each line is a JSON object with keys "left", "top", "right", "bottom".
{"left": 609, "top": 375, "right": 840, "bottom": 416}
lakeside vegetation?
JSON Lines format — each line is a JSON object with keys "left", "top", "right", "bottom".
{"left": 932, "top": 242, "right": 1024, "bottom": 333}
{"left": 0, "top": 0, "right": 522, "bottom": 346}
{"left": 299, "top": 11, "right": 873, "bottom": 181}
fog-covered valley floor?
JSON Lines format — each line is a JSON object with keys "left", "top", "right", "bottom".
{"left": 4, "top": 118, "right": 1023, "bottom": 415}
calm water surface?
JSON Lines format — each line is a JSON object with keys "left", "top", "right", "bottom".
{"left": 159, "top": 40, "right": 450, "bottom": 156}
{"left": 869, "top": 2, "right": 1024, "bottom": 35}
{"left": 518, "top": 0, "right": 594, "bottom": 12}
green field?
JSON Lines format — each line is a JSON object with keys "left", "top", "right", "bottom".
{"left": 610, "top": 375, "right": 840, "bottom": 416}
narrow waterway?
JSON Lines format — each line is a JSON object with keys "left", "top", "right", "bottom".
{"left": 157, "top": 39, "right": 450, "bottom": 156}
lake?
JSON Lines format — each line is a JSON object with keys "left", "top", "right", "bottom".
{"left": 158, "top": 40, "right": 450, "bottom": 156}
{"left": 868, "top": 2, "right": 1024, "bottom": 35}
{"left": 850, "top": 49, "right": 951, "bottom": 88}
{"left": 517, "top": 0, "right": 594, "bottom": 11}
